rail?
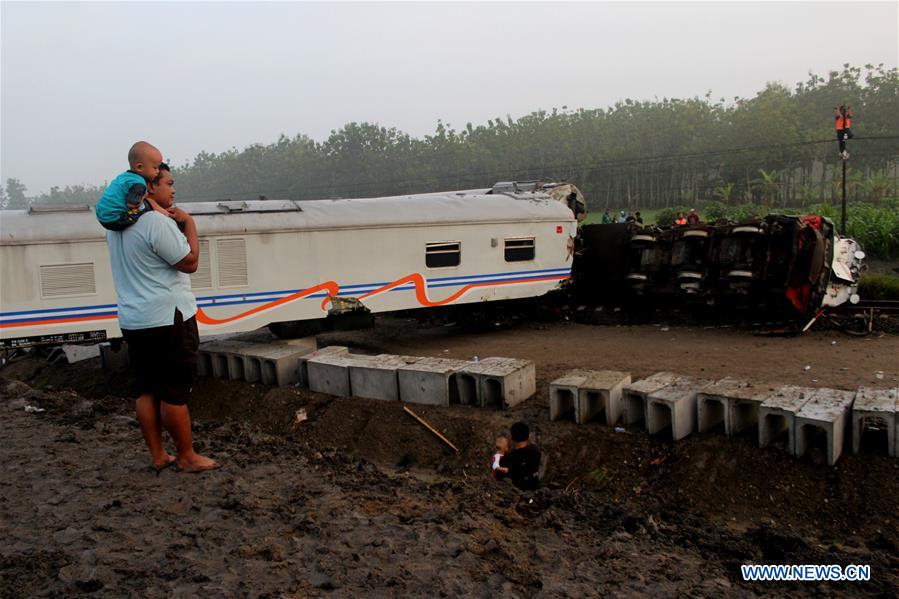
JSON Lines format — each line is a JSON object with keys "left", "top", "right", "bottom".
{"left": 837, "top": 300, "right": 899, "bottom": 314}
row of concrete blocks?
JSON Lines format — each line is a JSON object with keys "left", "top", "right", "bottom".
{"left": 549, "top": 370, "right": 899, "bottom": 465}
{"left": 300, "top": 347, "right": 536, "bottom": 408}
{"left": 196, "top": 338, "right": 318, "bottom": 387}
{"left": 166, "top": 338, "right": 539, "bottom": 409}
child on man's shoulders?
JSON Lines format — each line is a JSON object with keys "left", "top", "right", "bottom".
{"left": 96, "top": 141, "right": 163, "bottom": 231}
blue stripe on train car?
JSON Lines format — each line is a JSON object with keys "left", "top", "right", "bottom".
{"left": 0, "top": 267, "right": 571, "bottom": 323}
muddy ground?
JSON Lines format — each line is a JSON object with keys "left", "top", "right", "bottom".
{"left": 2, "top": 319, "right": 898, "bottom": 597}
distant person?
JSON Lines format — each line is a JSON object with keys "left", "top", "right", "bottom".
{"left": 96, "top": 141, "right": 163, "bottom": 231}
{"left": 618, "top": 210, "right": 628, "bottom": 224}
{"left": 634, "top": 211, "right": 644, "bottom": 225}
{"left": 687, "top": 208, "right": 700, "bottom": 225}
{"left": 491, "top": 435, "right": 510, "bottom": 481}
{"left": 106, "top": 162, "right": 219, "bottom": 474}
{"left": 834, "top": 104, "right": 853, "bottom": 159}
{"left": 499, "top": 422, "right": 541, "bottom": 491}
{"left": 675, "top": 211, "right": 687, "bottom": 226}
{"left": 601, "top": 209, "right": 613, "bottom": 224}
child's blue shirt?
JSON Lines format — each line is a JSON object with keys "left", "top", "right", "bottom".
{"left": 96, "top": 171, "right": 148, "bottom": 228}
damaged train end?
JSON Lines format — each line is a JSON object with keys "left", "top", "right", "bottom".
{"left": 574, "top": 213, "right": 864, "bottom": 320}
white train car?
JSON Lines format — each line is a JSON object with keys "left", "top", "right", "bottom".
{"left": 0, "top": 183, "right": 583, "bottom": 348}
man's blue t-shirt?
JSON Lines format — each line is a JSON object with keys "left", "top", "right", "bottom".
{"left": 106, "top": 211, "right": 198, "bottom": 330}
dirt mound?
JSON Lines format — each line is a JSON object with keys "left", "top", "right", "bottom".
{"left": 2, "top": 320, "right": 898, "bottom": 595}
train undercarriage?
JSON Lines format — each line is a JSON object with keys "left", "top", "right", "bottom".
{"left": 574, "top": 214, "right": 865, "bottom": 321}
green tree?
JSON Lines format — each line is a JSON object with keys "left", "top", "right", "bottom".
{"left": 714, "top": 182, "right": 736, "bottom": 204}
{"left": 4, "top": 178, "right": 28, "bottom": 209}
{"left": 16, "top": 64, "right": 896, "bottom": 214}
{"left": 859, "top": 169, "right": 895, "bottom": 204}
{"left": 753, "top": 169, "right": 780, "bottom": 209}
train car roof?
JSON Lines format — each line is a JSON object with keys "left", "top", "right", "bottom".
{"left": 0, "top": 189, "right": 575, "bottom": 244}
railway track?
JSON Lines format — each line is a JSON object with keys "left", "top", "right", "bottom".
{"left": 815, "top": 298, "right": 899, "bottom": 335}
{"left": 838, "top": 299, "right": 899, "bottom": 313}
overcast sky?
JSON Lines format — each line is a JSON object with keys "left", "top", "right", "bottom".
{"left": 2, "top": 1, "right": 896, "bottom": 194}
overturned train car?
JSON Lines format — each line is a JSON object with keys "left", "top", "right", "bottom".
{"left": 575, "top": 215, "right": 864, "bottom": 318}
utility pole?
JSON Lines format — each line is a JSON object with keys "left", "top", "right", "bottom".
{"left": 841, "top": 154, "right": 847, "bottom": 235}
{"left": 835, "top": 103, "right": 852, "bottom": 236}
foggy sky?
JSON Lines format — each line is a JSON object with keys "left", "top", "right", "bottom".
{"left": 2, "top": 1, "right": 896, "bottom": 194}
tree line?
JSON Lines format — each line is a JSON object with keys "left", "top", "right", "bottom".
{"left": 3, "top": 64, "right": 897, "bottom": 211}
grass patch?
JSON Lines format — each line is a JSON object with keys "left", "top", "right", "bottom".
{"left": 582, "top": 208, "right": 663, "bottom": 225}
{"left": 858, "top": 274, "right": 899, "bottom": 301}
{"left": 812, "top": 201, "right": 899, "bottom": 260}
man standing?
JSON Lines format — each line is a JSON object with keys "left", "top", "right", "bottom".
{"left": 601, "top": 209, "right": 613, "bottom": 224}
{"left": 105, "top": 162, "right": 219, "bottom": 473}
{"left": 499, "top": 422, "right": 541, "bottom": 490}
{"left": 687, "top": 208, "right": 700, "bottom": 225}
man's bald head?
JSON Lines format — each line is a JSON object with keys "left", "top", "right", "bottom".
{"left": 127, "top": 141, "right": 163, "bottom": 182}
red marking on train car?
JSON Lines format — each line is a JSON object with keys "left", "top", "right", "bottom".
{"left": 195, "top": 281, "right": 340, "bottom": 325}
{"left": 358, "top": 273, "right": 568, "bottom": 307}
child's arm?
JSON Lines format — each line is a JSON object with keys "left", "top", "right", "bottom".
{"left": 493, "top": 453, "right": 509, "bottom": 474}
{"left": 124, "top": 183, "right": 148, "bottom": 209}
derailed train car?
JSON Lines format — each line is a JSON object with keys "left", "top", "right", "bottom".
{"left": 575, "top": 214, "right": 864, "bottom": 318}
{"left": 0, "top": 177, "right": 862, "bottom": 349}
{"left": 0, "top": 182, "right": 585, "bottom": 348}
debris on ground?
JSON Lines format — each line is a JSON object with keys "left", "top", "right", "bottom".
{"left": 403, "top": 405, "right": 459, "bottom": 453}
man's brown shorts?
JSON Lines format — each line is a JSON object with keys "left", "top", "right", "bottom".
{"left": 121, "top": 309, "right": 199, "bottom": 406}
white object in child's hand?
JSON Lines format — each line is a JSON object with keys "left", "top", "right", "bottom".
{"left": 492, "top": 453, "right": 503, "bottom": 470}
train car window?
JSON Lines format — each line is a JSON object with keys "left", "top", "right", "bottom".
{"left": 426, "top": 242, "right": 461, "bottom": 268}
{"left": 39, "top": 263, "right": 96, "bottom": 298}
{"left": 217, "top": 238, "right": 248, "bottom": 287}
{"left": 504, "top": 238, "right": 535, "bottom": 262}
{"left": 190, "top": 240, "right": 212, "bottom": 289}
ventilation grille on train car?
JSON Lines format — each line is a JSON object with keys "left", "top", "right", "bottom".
{"left": 190, "top": 240, "right": 212, "bottom": 289}
{"left": 217, "top": 238, "right": 248, "bottom": 287}
{"left": 39, "top": 263, "right": 96, "bottom": 298}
